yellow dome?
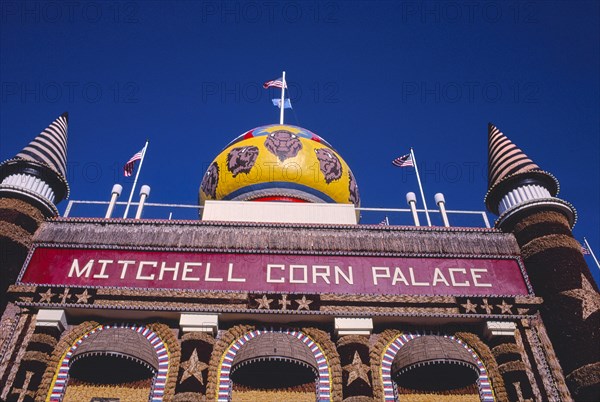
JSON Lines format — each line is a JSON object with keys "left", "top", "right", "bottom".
{"left": 199, "top": 124, "right": 359, "bottom": 207}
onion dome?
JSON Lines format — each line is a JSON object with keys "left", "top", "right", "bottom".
{"left": 199, "top": 124, "right": 360, "bottom": 208}
{"left": 0, "top": 113, "right": 69, "bottom": 216}
{"left": 484, "top": 123, "right": 559, "bottom": 214}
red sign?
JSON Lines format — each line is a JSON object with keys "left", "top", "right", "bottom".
{"left": 19, "top": 247, "right": 530, "bottom": 296}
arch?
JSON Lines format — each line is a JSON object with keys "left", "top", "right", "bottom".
{"left": 216, "top": 328, "right": 331, "bottom": 401}
{"left": 47, "top": 324, "right": 169, "bottom": 402}
{"left": 380, "top": 334, "right": 494, "bottom": 401}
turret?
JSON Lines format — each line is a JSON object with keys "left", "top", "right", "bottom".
{"left": 0, "top": 112, "right": 69, "bottom": 308}
{"left": 485, "top": 123, "right": 599, "bottom": 401}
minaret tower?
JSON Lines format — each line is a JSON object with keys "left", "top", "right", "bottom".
{"left": 0, "top": 112, "right": 69, "bottom": 308}
{"left": 485, "top": 123, "right": 600, "bottom": 401}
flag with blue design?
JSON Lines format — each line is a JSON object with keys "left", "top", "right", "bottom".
{"left": 272, "top": 98, "right": 292, "bottom": 109}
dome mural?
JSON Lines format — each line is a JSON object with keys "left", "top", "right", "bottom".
{"left": 199, "top": 124, "right": 360, "bottom": 207}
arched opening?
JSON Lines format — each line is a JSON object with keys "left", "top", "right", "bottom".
{"left": 391, "top": 335, "right": 481, "bottom": 401}
{"left": 70, "top": 354, "right": 155, "bottom": 384}
{"left": 52, "top": 326, "right": 169, "bottom": 402}
{"left": 219, "top": 330, "right": 330, "bottom": 402}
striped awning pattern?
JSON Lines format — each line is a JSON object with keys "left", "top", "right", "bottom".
{"left": 485, "top": 123, "right": 559, "bottom": 214}
{"left": 488, "top": 123, "right": 539, "bottom": 190}
{"left": 15, "top": 112, "right": 68, "bottom": 178}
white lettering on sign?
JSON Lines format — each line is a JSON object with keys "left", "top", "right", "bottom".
{"left": 267, "top": 264, "right": 285, "bottom": 283}
{"left": 409, "top": 267, "right": 429, "bottom": 286}
{"left": 93, "top": 260, "right": 112, "bottom": 279}
{"left": 290, "top": 265, "right": 308, "bottom": 284}
{"left": 313, "top": 265, "right": 330, "bottom": 284}
{"left": 204, "top": 263, "right": 223, "bottom": 282}
{"left": 392, "top": 267, "right": 409, "bottom": 286}
{"left": 68, "top": 259, "right": 94, "bottom": 278}
{"left": 182, "top": 262, "right": 201, "bottom": 282}
{"left": 227, "top": 263, "right": 245, "bottom": 282}
{"left": 58, "top": 256, "right": 504, "bottom": 294}
{"left": 372, "top": 267, "right": 390, "bottom": 285}
{"left": 136, "top": 261, "right": 156, "bottom": 280}
{"left": 118, "top": 260, "right": 135, "bottom": 279}
{"left": 471, "top": 268, "right": 492, "bottom": 287}
{"left": 432, "top": 268, "right": 450, "bottom": 286}
{"left": 335, "top": 265, "right": 353, "bottom": 285}
{"left": 371, "top": 266, "right": 493, "bottom": 288}
{"left": 267, "top": 264, "right": 354, "bottom": 285}
{"left": 448, "top": 268, "right": 470, "bottom": 286}
{"left": 159, "top": 262, "right": 179, "bottom": 281}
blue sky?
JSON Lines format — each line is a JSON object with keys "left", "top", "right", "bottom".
{"left": 1, "top": 1, "right": 599, "bottom": 283}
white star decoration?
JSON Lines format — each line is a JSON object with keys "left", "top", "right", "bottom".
{"left": 560, "top": 274, "right": 600, "bottom": 320}
{"left": 342, "top": 351, "right": 371, "bottom": 386}
{"left": 496, "top": 300, "right": 513, "bottom": 314}
{"left": 295, "top": 295, "right": 313, "bottom": 311}
{"left": 75, "top": 289, "right": 91, "bottom": 304}
{"left": 180, "top": 348, "right": 208, "bottom": 384}
{"left": 461, "top": 299, "right": 478, "bottom": 313}
{"left": 38, "top": 289, "right": 55, "bottom": 303}
{"left": 256, "top": 295, "right": 273, "bottom": 309}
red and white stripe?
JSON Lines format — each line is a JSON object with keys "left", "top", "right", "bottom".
{"left": 123, "top": 148, "right": 144, "bottom": 176}
{"left": 263, "top": 77, "right": 286, "bottom": 89}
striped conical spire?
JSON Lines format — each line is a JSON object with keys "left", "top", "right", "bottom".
{"left": 15, "top": 112, "right": 68, "bottom": 178}
{"left": 487, "top": 123, "right": 539, "bottom": 189}
{"left": 485, "top": 123, "right": 559, "bottom": 215}
{"left": 0, "top": 113, "right": 70, "bottom": 212}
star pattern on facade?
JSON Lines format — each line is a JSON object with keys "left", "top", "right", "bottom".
{"left": 75, "top": 289, "right": 92, "bottom": 304}
{"left": 256, "top": 295, "right": 273, "bottom": 309}
{"left": 278, "top": 294, "right": 291, "bottom": 310}
{"left": 59, "top": 288, "right": 71, "bottom": 304}
{"left": 496, "top": 300, "right": 513, "bottom": 314}
{"left": 180, "top": 348, "right": 208, "bottom": 384}
{"left": 480, "top": 298, "right": 493, "bottom": 314}
{"left": 461, "top": 299, "right": 478, "bottom": 313}
{"left": 560, "top": 274, "right": 600, "bottom": 320}
{"left": 296, "top": 295, "right": 313, "bottom": 311}
{"left": 342, "top": 351, "right": 371, "bottom": 386}
{"left": 38, "top": 289, "right": 55, "bottom": 303}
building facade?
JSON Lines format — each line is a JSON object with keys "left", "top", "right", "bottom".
{"left": 0, "top": 114, "right": 598, "bottom": 401}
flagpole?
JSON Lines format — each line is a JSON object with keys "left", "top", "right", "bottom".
{"left": 280, "top": 71, "right": 286, "bottom": 124}
{"left": 410, "top": 147, "right": 431, "bottom": 226}
{"left": 123, "top": 140, "right": 148, "bottom": 218}
{"left": 584, "top": 237, "right": 600, "bottom": 270}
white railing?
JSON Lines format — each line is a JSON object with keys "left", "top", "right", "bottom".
{"left": 62, "top": 200, "right": 491, "bottom": 228}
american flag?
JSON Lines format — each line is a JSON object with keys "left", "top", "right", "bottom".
{"left": 123, "top": 148, "right": 144, "bottom": 177}
{"left": 392, "top": 153, "right": 414, "bottom": 168}
{"left": 582, "top": 245, "right": 591, "bottom": 255}
{"left": 263, "top": 77, "right": 286, "bottom": 89}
